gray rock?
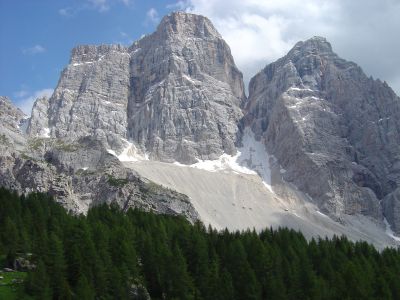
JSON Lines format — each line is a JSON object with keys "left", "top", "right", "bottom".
{"left": 29, "top": 12, "right": 245, "bottom": 163}
{"left": 383, "top": 188, "right": 400, "bottom": 234}
{"left": 0, "top": 137, "right": 198, "bottom": 221}
{"left": 26, "top": 96, "right": 50, "bottom": 137}
{"left": 244, "top": 36, "right": 400, "bottom": 225}
{"left": 2, "top": 15, "right": 400, "bottom": 240}
{"left": 0, "top": 96, "right": 27, "bottom": 150}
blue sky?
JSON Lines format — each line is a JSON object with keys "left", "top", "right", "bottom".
{"left": 1, "top": 0, "right": 400, "bottom": 114}
{"left": 0, "top": 0, "right": 180, "bottom": 113}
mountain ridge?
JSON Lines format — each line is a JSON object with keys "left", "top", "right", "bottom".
{"left": 1, "top": 12, "right": 400, "bottom": 247}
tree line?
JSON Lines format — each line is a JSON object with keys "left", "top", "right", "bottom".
{"left": 0, "top": 187, "right": 399, "bottom": 299}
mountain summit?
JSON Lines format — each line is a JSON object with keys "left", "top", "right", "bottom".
{"left": 244, "top": 35, "right": 400, "bottom": 231}
{"left": 28, "top": 12, "right": 245, "bottom": 164}
{"left": 1, "top": 13, "right": 400, "bottom": 247}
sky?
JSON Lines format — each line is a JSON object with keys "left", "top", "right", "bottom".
{"left": 1, "top": 0, "right": 399, "bottom": 114}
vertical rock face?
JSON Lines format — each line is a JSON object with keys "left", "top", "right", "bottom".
{"left": 0, "top": 96, "right": 26, "bottom": 133}
{"left": 0, "top": 96, "right": 27, "bottom": 149}
{"left": 28, "top": 12, "right": 245, "bottom": 163}
{"left": 127, "top": 12, "right": 245, "bottom": 163}
{"left": 244, "top": 37, "right": 400, "bottom": 223}
{"left": 26, "top": 96, "right": 50, "bottom": 137}
{"left": 383, "top": 188, "right": 400, "bottom": 233}
{"left": 28, "top": 44, "right": 131, "bottom": 150}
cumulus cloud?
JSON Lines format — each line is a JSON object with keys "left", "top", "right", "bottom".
{"left": 15, "top": 89, "right": 53, "bottom": 115}
{"left": 176, "top": 0, "right": 400, "bottom": 95}
{"left": 22, "top": 45, "right": 46, "bottom": 55}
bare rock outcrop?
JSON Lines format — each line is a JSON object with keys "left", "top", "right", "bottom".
{"left": 244, "top": 37, "right": 400, "bottom": 227}
{"left": 28, "top": 12, "right": 245, "bottom": 163}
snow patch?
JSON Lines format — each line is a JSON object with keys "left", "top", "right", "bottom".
{"left": 107, "top": 149, "right": 117, "bottom": 156}
{"left": 288, "top": 87, "right": 315, "bottom": 92}
{"left": 316, "top": 211, "right": 329, "bottom": 218}
{"left": 19, "top": 117, "right": 29, "bottom": 134}
{"left": 384, "top": 218, "right": 400, "bottom": 242}
{"left": 182, "top": 74, "right": 198, "bottom": 84}
{"left": 72, "top": 61, "right": 94, "bottom": 67}
{"left": 237, "top": 128, "right": 273, "bottom": 192}
{"left": 191, "top": 153, "right": 255, "bottom": 174}
{"left": 131, "top": 48, "right": 141, "bottom": 56}
{"left": 182, "top": 128, "right": 273, "bottom": 192}
{"left": 41, "top": 127, "right": 50, "bottom": 138}
{"left": 71, "top": 55, "right": 105, "bottom": 67}
{"left": 108, "top": 140, "right": 149, "bottom": 162}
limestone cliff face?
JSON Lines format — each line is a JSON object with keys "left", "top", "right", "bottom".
{"left": 7, "top": 14, "right": 400, "bottom": 237}
{"left": 28, "top": 12, "right": 245, "bottom": 163}
{"left": 244, "top": 37, "right": 400, "bottom": 229}
{"left": 28, "top": 44, "right": 131, "bottom": 151}
{"left": 0, "top": 96, "right": 27, "bottom": 150}
{"left": 26, "top": 96, "right": 50, "bottom": 137}
{"left": 1, "top": 97, "right": 198, "bottom": 220}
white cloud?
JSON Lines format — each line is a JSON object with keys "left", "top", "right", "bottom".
{"left": 15, "top": 89, "right": 53, "bottom": 115}
{"left": 114, "top": 31, "right": 134, "bottom": 45}
{"left": 13, "top": 90, "right": 29, "bottom": 98}
{"left": 58, "top": 8, "right": 71, "bottom": 16}
{"left": 167, "top": 1, "right": 188, "bottom": 10}
{"left": 146, "top": 8, "right": 160, "bottom": 25}
{"left": 120, "top": 0, "right": 133, "bottom": 6}
{"left": 176, "top": 0, "right": 400, "bottom": 95}
{"left": 58, "top": 7, "right": 81, "bottom": 17}
{"left": 22, "top": 45, "right": 46, "bottom": 55}
{"left": 88, "top": 0, "right": 109, "bottom": 12}
{"left": 59, "top": 0, "right": 133, "bottom": 17}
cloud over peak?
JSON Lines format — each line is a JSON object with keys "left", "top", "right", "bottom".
{"left": 15, "top": 88, "right": 53, "bottom": 115}
{"left": 179, "top": 0, "right": 400, "bottom": 95}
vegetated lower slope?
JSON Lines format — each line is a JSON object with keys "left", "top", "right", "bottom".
{"left": 0, "top": 188, "right": 399, "bottom": 300}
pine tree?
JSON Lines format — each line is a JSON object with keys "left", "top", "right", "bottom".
{"left": 25, "top": 259, "right": 52, "bottom": 300}
{"left": 47, "top": 232, "right": 68, "bottom": 299}
{"left": 226, "top": 240, "right": 261, "bottom": 300}
{"left": 166, "top": 243, "right": 195, "bottom": 299}
{"left": 75, "top": 275, "right": 95, "bottom": 300}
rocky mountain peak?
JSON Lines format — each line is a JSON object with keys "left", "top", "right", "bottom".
{"left": 0, "top": 96, "right": 27, "bottom": 150}
{"left": 26, "top": 96, "right": 50, "bottom": 137}
{"left": 245, "top": 35, "right": 400, "bottom": 232}
{"left": 28, "top": 12, "right": 245, "bottom": 163}
{"left": 156, "top": 12, "right": 221, "bottom": 40}
{"left": 289, "top": 36, "right": 333, "bottom": 57}
{"left": 0, "top": 96, "right": 25, "bottom": 117}
{"left": 70, "top": 44, "right": 128, "bottom": 65}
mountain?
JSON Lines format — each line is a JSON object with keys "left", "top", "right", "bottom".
{"left": 1, "top": 13, "right": 400, "bottom": 247}
{"left": 28, "top": 12, "right": 245, "bottom": 164}
{"left": 0, "top": 96, "right": 27, "bottom": 150}
{"left": 0, "top": 96, "right": 198, "bottom": 219}
{"left": 243, "top": 36, "right": 400, "bottom": 233}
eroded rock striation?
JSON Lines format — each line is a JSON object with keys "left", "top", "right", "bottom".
{"left": 2, "top": 14, "right": 400, "bottom": 239}
{"left": 28, "top": 12, "right": 245, "bottom": 163}
{"left": 244, "top": 37, "right": 400, "bottom": 231}
{"left": 0, "top": 96, "right": 27, "bottom": 149}
{"left": 1, "top": 97, "right": 198, "bottom": 221}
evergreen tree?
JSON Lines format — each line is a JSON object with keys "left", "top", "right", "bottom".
{"left": 25, "top": 259, "right": 52, "bottom": 300}
{"left": 165, "top": 243, "right": 195, "bottom": 299}
{"left": 75, "top": 275, "right": 95, "bottom": 300}
{"left": 1, "top": 188, "right": 400, "bottom": 300}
